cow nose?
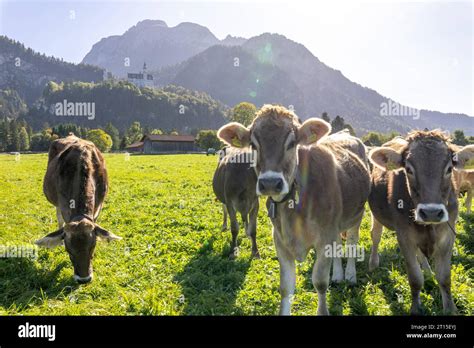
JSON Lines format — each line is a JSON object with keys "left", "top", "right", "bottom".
{"left": 418, "top": 207, "right": 445, "bottom": 223}
{"left": 74, "top": 274, "right": 93, "bottom": 284}
{"left": 258, "top": 177, "right": 284, "bottom": 194}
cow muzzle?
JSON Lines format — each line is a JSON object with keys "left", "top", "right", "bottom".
{"left": 73, "top": 273, "right": 93, "bottom": 284}
{"left": 415, "top": 203, "right": 448, "bottom": 224}
{"left": 257, "top": 171, "right": 288, "bottom": 197}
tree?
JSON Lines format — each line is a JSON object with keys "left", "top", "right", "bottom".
{"left": 231, "top": 102, "right": 257, "bottom": 126}
{"left": 30, "top": 128, "right": 58, "bottom": 152}
{"left": 8, "top": 119, "right": 20, "bottom": 151}
{"left": 18, "top": 127, "right": 29, "bottom": 151}
{"left": 0, "top": 117, "right": 10, "bottom": 152}
{"left": 195, "top": 130, "right": 222, "bottom": 150}
{"left": 321, "top": 112, "right": 330, "bottom": 123}
{"left": 362, "top": 131, "right": 383, "bottom": 146}
{"left": 119, "top": 136, "right": 130, "bottom": 150}
{"left": 86, "top": 129, "right": 112, "bottom": 152}
{"left": 452, "top": 130, "right": 467, "bottom": 146}
{"left": 126, "top": 122, "right": 143, "bottom": 144}
{"left": 362, "top": 131, "right": 400, "bottom": 146}
{"left": 330, "top": 115, "right": 346, "bottom": 133}
{"left": 104, "top": 122, "right": 120, "bottom": 151}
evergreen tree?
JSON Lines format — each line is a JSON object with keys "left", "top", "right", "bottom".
{"left": 18, "top": 127, "right": 30, "bottom": 151}
{"left": 104, "top": 122, "right": 120, "bottom": 151}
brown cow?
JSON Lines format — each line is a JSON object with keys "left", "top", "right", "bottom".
{"left": 453, "top": 167, "right": 474, "bottom": 213}
{"left": 36, "top": 134, "right": 121, "bottom": 283}
{"left": 218, "top": 105, "right": 370, "bottom": 315}
{"left": 368, "top": 130, "right": 474, "bottom": 314}
{"left": 212, "top": 146, "right": 260, "bottom": 259}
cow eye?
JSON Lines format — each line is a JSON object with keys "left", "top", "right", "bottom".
{"left": 446, "top": 166, "right": 453, "bottom": 175}
{"left": 405, "top": 166, "right": 414, "bottom": 175}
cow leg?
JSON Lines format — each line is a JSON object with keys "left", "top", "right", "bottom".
{"left": 331, "top": 233, "right": 343, "bottom": 283}
{"left": 314, "top": 239, "right": 333, "bottom": 315}
{"left": 466, "top": 189, "right": 472, "bottom": 213}
{"left": 56, "top": 207, "right": 65, "bottom": 229}
{"left": 221, "top": 204, "right": 228, "bottom": 231}
{"left": 433, "top": 234, "right": 457, "bottom": 314}
{"left": 227, "top": 204, "right": 239, "bottom": 259}
{"left": 369, "top": 213, "right": 383, "bottom": 271}
{"left": 416, "top": 248, "right": 432, "bottom": 275}
{"left": 275, "top": 230, "right": 295, "bottom": 315}
{"left": 397, "top": 233, "right": 424, "bottom": 315}
{"left": 247, "top": 202, "right": 260, "bottom": 259}
{"left": 345, "top": 218, "right": 362, "bottom": 284}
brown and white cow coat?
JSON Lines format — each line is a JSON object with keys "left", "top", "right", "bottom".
{"left": 218, "top": 105, "right": 371, "bottom": 315}
{"left": 368, "top": 130, "right": 474, "bottom": 314}
{"left": 212, "top": 146, "right": 260, "bottom": 258}
{"left": 36, "top": 134, "right": 121, "bottom": 283}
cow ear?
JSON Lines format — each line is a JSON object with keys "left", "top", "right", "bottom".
{"left": 217, "top": 122, "right": 250, "bottom": 148}
{"left": 94, "top": 225, "right": 122, "bottom": 242}
{"left": 369, "top": 147, "right": 403, "bottom": 170}
{"left": 297, "top": 118, "right": 331, "bottom": 145}
{"left": 35, "top": 228, "right": 64, "bottom": 248}
{"left": 454, "top": 145, "right": 474, "bottom": 169}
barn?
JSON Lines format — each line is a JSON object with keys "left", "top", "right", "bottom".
{"left": 126, "top": 134, "right": 200, "bottom": 154}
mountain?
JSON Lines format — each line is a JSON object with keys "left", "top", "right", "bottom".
{"left": 0, "top": 36, "right": 103, "bottom": 105}
{"left": 221, "top": 35, "right": 247, "bottom": 46}
{"left": 82, "top": 20, "right": 221, "bottom": 77}
{"left": 162, "top": 45, "right": 304, "bottom": 112}
{"left": 241, "top": 34, "right": 473, "bottom": 135}
{"left": 152, "top": 29, "right": 472, "bottom": 134}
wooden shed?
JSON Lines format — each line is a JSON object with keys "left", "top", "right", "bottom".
{"left": 139, "top": 134, "right": 199, "bottom": 154}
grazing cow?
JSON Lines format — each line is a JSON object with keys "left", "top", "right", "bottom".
{"left": 453, "top": 168, "right": 474, "bottom": 213}
{"left": 218, "top": 105, "right": 370, "bottom": 315}
{"left": 368, "top": 130, "right": 474, "bottom": 314}
{"left": 36, "top": 134, "right": 121, "bottom": 283}
{"left": 212, "top": 146, "right": 260, "bottom": 259}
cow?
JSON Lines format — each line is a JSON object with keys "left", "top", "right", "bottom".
{"left": 35, "top": 134, "right": 121, "bottom": 283}
{"left": 453, "top": 167, "right": 474, "bottom": 213}
{"left": 368, "top": 130, "right": 474, "bottom": 314}
{"left": 212, "top": 146, "right": 260, "bottom": 259}
{"left": 217, "top": 105, "right": 371, "bottom": 315}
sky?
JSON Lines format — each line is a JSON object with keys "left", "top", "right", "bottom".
{"left": 0, "top": 0, "right": 472, "bottom": 116}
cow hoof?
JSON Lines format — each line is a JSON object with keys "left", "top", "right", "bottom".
{"left": 410, "top": 305, "right": 423, "bottom": 316}
{"left": 317, "top": 307, "right": 329, "bottom": 316}
{"left": 345, "top": 274, "right": 357, "bottom": 285}
{"left": 331, "top": 274, "right": 343, "bottom": 284}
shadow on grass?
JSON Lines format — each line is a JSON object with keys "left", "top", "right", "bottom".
{"left": 300, "top": 244, "right": 409, "bottom": 315}
{"left": 0, "top": 256, "right": 77, "bottom": 312}
{"left": 173, "top": 236, "right": 251, "bottom": 315}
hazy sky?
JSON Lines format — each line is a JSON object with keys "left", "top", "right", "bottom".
{"left": 0, "top": 0, "right": 472, "bottom": 115}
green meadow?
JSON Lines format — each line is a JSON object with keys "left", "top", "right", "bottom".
{"left": 0, "top": 153, "right": 472, "bottom": 315}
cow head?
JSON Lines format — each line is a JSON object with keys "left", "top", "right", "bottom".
{"left": 35, "top": 217, "right": 121, "bottom": 283}
{"left": 370, "top": 130, "right": 474, "bottom": 224}
{"left": 218, "top": 104, "right": 331, "bottom": 201}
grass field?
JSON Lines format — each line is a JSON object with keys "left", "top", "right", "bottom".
{"left": 0, "top": 153, "right": 472, "bottom": 315}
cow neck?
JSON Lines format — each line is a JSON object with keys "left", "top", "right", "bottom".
{"left": 267, "top": 171, "right": 301, "bottom": 219}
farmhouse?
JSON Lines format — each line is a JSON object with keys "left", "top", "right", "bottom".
{"left": 126, "top": 134, "right": 200, "bottom": 154}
